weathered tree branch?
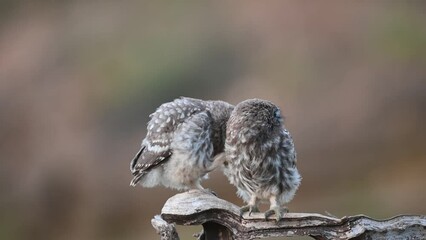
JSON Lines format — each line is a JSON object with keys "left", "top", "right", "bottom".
{"left": 151, "top": 215, "right": 180, "bottom": 240}
{"left": 153, "top": 190, "right": 426, "bottom": 240}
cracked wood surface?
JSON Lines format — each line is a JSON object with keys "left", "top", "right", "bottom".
{"left": 152, "top": 190, "right": 426, "bottom": 240}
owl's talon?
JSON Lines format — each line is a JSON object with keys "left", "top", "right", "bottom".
{"left": 239, "top": 205, "right": 259, "bottom": 217}
{"left": 265, "top": 206, "right": 288, "bottom": 221}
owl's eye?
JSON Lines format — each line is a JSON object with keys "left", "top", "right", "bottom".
{"left": 274, "top": 109, "right": 281, "bottom": 118}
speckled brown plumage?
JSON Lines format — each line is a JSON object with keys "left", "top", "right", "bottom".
{"left": 130, "top": 97, "right": 234, "bottom": 191}
{"left": 223, "top": 98, "right": 301, "bottom": 221}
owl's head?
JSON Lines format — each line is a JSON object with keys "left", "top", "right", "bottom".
{"left": 234, "top": 98, "right": 284, "bottom": 128}
{"left": 207, "top": 100, "right": 235, "bottom": 123}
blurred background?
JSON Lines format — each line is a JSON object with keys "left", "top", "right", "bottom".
{"left": 1, "top": 1, "right": 425, "bottom": 239}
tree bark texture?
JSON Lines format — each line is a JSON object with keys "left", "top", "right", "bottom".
{"left": 152, "top": 190, "right": 425, "bottom": 240}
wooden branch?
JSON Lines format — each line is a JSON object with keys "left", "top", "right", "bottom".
{"left": 151, "top": 215, "right": 180, "bottom": 240}
{"left": 154, "top": 190, "right": 426, "bottom": 240}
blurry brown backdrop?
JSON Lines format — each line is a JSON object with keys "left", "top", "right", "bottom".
{"left": 1, "top": 1, "right": 425, "bottom": 240}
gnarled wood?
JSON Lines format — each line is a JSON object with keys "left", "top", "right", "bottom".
{"left": 154, "top": 190, "right": 426, "bottom": 240}
{"left": 151, "top": 215, "right": 180, "bottom": 240}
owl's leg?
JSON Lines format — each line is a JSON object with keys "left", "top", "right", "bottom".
{"left": 265, "top": 195, "right": 288, "bottom": 221}
{"left": 188, "top": 181, "right": 205, "bottom": 191}
{"left": 240, "top": 194, "right": 259, "bottom": 217}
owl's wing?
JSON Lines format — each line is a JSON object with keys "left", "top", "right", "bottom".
{"left": 130, "top": 145, "right": 145, "bottom": 172}
{"left": 130, "top": 123, "right": 173, "bottom": 186}
{"left": 130, "top": 143, "right": 172, "bottom": 174}
{"left": 129, "top": 141, "right": 172, "bottom": 186}
{"left": 172, "top": 111, "right": 214, "bottom": 170}
{"left": 130, "top": 98, "right": 209, "bottom": 186}
{"left": 282, "top": 129, "right": 297, "bottom": 166}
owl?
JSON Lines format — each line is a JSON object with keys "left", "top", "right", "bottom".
{"left": 130, "top": 97, "right": 234, "bottom": 191}
{"left": 223, "top": 98, "right": 301, "bottom": 221}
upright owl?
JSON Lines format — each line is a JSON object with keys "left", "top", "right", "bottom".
{"left": 130, "top": 97, "right": 234, "bottom": 191}
{"left": 223, "top": 98, "right": 301, "bottom": 221}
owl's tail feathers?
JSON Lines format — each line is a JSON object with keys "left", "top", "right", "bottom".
{"left": 130, "top": 146, "right": 145, "bottom": 174}
{"left": 130, "top": 172, "right": 145, "bottom": 187}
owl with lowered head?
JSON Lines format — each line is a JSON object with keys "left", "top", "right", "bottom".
{"left": 130, "top": 97, "right": 234, "bottom": 191}
{"left": 223, "top": 98, "right": 301, "bottom": 221}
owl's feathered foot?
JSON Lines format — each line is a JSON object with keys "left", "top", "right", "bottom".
{"left": 239, "top": 204, "right": 260, "bottom": 217}
{"left": 264, "top": 206, "right": 288, "bottom": 221}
